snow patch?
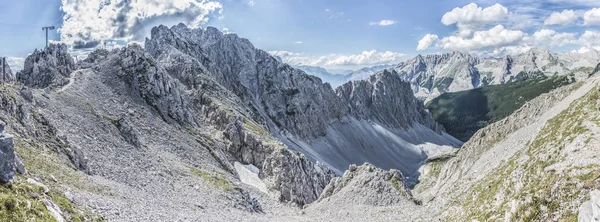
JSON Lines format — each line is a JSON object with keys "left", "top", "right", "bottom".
{"left": 234, "top": 162, "right": 268, "bottom": 194}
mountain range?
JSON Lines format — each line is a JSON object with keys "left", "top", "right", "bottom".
{"left": 298, "top": 48, "right": 600, "bottom": 102}
{"left": 387, "top": 48, "right": 599, "bottom": 101}
{"left": 0, "top": 23, "right": 599, "bottom": 222}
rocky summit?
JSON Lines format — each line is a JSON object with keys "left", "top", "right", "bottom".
{"left": 17, "top": 44, "right": 77, "bottom": 88}
{"left": 0, "top": 22, "right": 599, "bottom": 222}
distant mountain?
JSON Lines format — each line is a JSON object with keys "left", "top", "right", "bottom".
{"left": 295, "top": 65, "right": 349, "bottom": 87}
{"left": 346, "top": 64, "right": 396, "bottom": 82}
{"left": 296, "top": 64, "right": 397, "bottom": 88}
{"left": 383, "top": 48, "right": 600, "bottom": 101}
{"left": 326, "top": 68, "right": 354, "bottom": 75}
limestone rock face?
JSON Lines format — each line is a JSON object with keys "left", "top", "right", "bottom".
{"left": 336, "top": 69, "right": 443, "bottom": 133}
{"left": 0, "top": 121, "right": 15, "bottom": 183}
{"left": 146, "top": 24, "right": 345, "bottom": 139}
{"left": 93, "top": 45, "right": 197, "bottom": 126}
{"left": 17, "top": 44, "right": 76, "bottom": 88}
{"left": 262, "top": 148, "right": 335, "bottom": 206}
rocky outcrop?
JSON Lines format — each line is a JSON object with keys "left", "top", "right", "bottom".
{"left": 93, "top": 45, "right": 197, "bottom": 126}
{"left": 579, "top": 190, "right": 600, "bottom": 222}
{"left": 116, "top": 117, "right": 142, "bottom": 148}
{"left": 262, "top": 148, "right": 335, "bottom": 206}
{"left": 315, "top": 163, "right": 418, "bottom": 206}
{"left": 17, "top": 44, "right": 76, "bottom": 88}
{"left": 0, "top": 121, "right": 15, "bottom": 183}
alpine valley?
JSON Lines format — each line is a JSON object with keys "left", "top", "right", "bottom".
{"left": 1, "top": 23, "right": 600, "bottom": 222}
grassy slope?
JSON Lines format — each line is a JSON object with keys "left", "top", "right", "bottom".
{"left": 425, "top": 75, "right": 573, "bottom": 142}
{"left": 456, "top": 85, "right": 600, "bottom": 221}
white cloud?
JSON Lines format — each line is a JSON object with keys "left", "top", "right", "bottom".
{"left": 369, "top": 20, "right": 396, "bottom": 26}
{"left": 222, "top": 28, "right": 233, "bottom": 34}
{"left": 584, "top": 8, "right": 600, "bottom": 25}
{"left": 441, "top": 3, "right": 509, "bottom": 37}
{"left": 249, "top": 0, "right": 255, "bottom": 6}
{"left": 5, "top": 57, "right": 25, "bottom": 72}
{"left": 59, "top": 0, "right": 223, "bottom": 48}
{"left": 417, "top": 34, "right": 439, "bottom": 51}
{"left": 294, "top": 41, "right": 303, "bottom": 44}
{"left": 437, "top": 25, "right": 526, "bottom": 51}
{"left": 544, "top": 10, "right": 579, "bottom": 25}
{"left": 267, "top": 50, "right": 405, "bottom": 68}
{"left": 576, "top": 47, "right": 591, "bottom": 53}
{"left": 578, "top": 30, "right": 600, "bottom": 46}
{"left": 529, "top": 29, "right": 576, "bottom": 47}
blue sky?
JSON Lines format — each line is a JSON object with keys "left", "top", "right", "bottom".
{"left": 2, "top": 0, "right": 600, "bottom": 70}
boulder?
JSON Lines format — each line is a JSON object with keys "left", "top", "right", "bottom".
{"left": 579, "top": 190, "right": 600, "bottom": 222}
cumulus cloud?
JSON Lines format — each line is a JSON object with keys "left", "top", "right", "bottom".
{"left": 544, "top": 10, "right": 579, "bottom": 25}
{"left": 369, "top": 20, "right": 396, "bottom": 26}
{"left": 249, "top": 0, "right": 255, "bottom": 6}
{"left": 59, "top": 0, "right": 223, "bottom": 48}
{"left": 529, "top": 29, "right": 576, "bottom": 47}
{"left": 441, "top": 3, "right": 509, "bottom": 37}
{"left": 578, "top": 30, "right": 600, "bottom": 46}
{"left": 222, "top": 28, "right": 232, "bottom": 34}
{"left": 584, "top": 8, "right": 600, "bottom": 25}
{"left": 431, "top": 25, "right": 578, "bottom": 52}
{"left": 437, "top": 25, "right": 526, "bottom": 51}
{"left": 417, "top": 3, "right": 589, "bottom": 54}
{"left": 267, "top": 50, "right": 405, "bottom": 68}
{"left": 417, "top": 34, "right": 439, "bottom": 51}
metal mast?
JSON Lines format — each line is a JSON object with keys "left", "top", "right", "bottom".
{"left": 42, "top": 26, "right": 55, "bottom": 47}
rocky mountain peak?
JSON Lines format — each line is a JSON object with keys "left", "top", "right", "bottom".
{"left": 337, "top": 69, "right": 442, "bottom": 132}
{"left": 17, "top": 43, "right": 76, "bottom": 88}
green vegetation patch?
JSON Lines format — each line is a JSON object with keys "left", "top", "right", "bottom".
{"left": 0, "top": 176, "right": 103, "bottom": 222}
{"left": 426, "top": 75, "right": 573, "bottom": 141}
{"left": 187, "top": 166, "right": 232, "bottom": 191}
{"left": 0, "top": 178, "right": 56, "bottom": 221}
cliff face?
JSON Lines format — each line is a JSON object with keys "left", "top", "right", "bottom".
{"left": 336, "top": 69, "right": 443, "bottom": 133}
